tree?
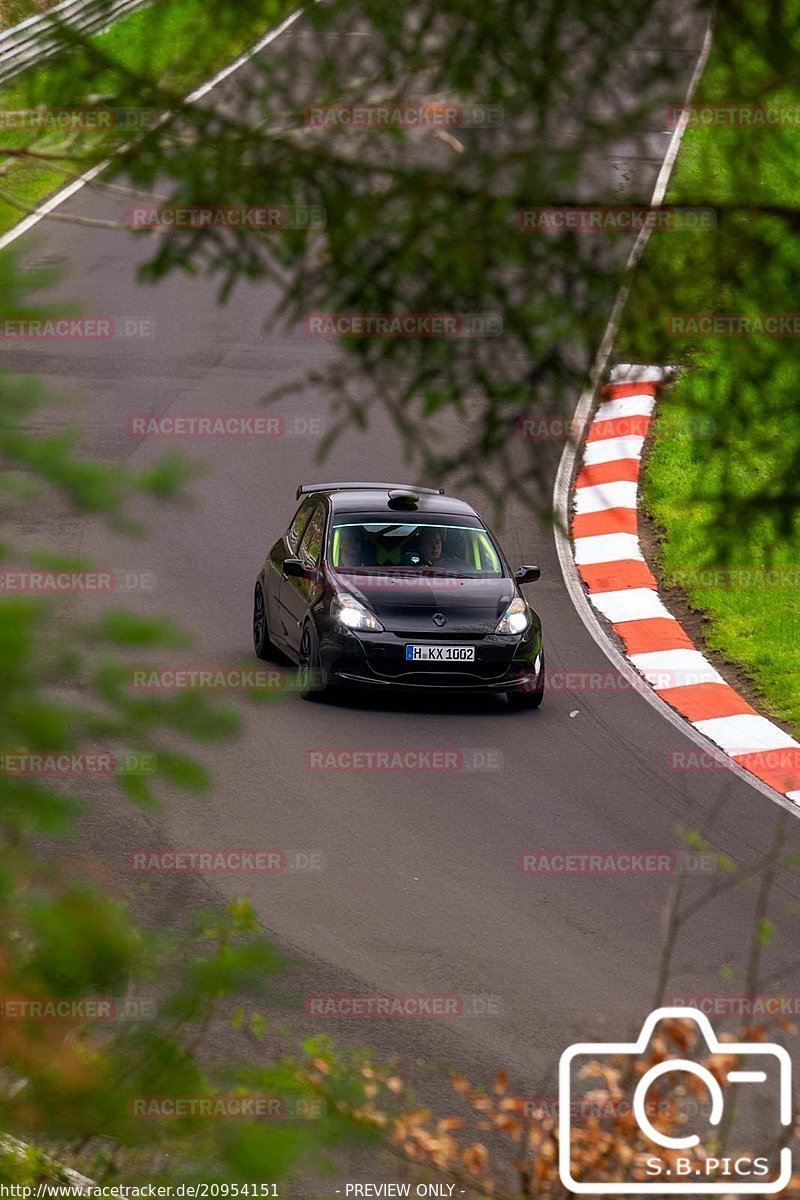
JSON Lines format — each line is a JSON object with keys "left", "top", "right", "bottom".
{"left": 1, "top": 0, "right": 712, "bottom": 511}
{"left": 2, "top": 0, "right": 800, "bottom": 1189}
{"left": 0, "top": 245, "right": 369, "bottom": 1186}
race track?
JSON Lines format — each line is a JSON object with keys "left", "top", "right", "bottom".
{"left": 6, "top": 0, "right": 800, "bottom": 1114}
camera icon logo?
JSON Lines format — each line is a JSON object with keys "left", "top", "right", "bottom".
{"left": 559, "top": 1006, "right": 792, "bottom": 1194}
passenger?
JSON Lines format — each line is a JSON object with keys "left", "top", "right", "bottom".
{"left": 337, "top": 527, "right": 373, "bottom": 568}
{"left": 440, "top": 529, "right": 468, "bottom": 568}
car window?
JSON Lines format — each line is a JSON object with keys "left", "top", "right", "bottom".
{"left": 298, "top": 503, "right": 326, "bottom": 567}
{"left": 329, "top": 518, "right": 502, "bottom": 577}
{"left": 475, "top": 531, "right": 501, "bottom": 573}
{"left": 287, "top": 499, "right": 315, "bottom": 553}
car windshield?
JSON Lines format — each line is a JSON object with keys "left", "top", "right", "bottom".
{"left": 328, "top": 518, "right": 503, "bottom": 577}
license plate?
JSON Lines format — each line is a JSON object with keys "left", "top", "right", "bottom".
{"left": 405, "top": 644, "right": 476, "bottom": 662}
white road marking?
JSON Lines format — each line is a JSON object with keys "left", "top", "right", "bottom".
{"left": 0, "top": 5, "right": 305, "bottom": 253}
{"left": 593, "top": 394, "right": 656, "bottom": 421}
{"left": 590, "top": 587, "right": 671, "bottom": 624}
{"left": 629, "top": 649, "right": 725, "bottom": 689}
{"left": 609, "top": 364, "right": 671, "bottom": 384}
{"left": 694, "top": 715, "right": 800, "bottom": 757}
{"left": 573, "top": 479, "right": 639, "bottom": 513}
{"left": 583, "top": 434, "right": 645, "bottom": 465}
{"left": 574, "top": 532, "right": 643, "bottom": 566}
{"left": 549, "top": 20, "right": 800, "bottom": 814}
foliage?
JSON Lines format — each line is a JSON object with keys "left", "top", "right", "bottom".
{"left": 0, "top": 248, "right": 366, "bottom": 1185}
{"left": 1, "top": 0, "right": 800, "bottom": 1190}
{"left": 0, "top": 0, "right": 710, "bottom": 511}
{"left": 620, "top": 0, "right": 800, "bottom": 733}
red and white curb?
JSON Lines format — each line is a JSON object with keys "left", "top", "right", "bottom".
{"left": 570, "top": 362, "right": 800, "bottom": 804}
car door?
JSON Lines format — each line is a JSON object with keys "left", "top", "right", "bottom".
{"left": 267, "top": 498, "right": 316, "bottom": 646}
{"left": 278, "top": 499, "right": 327, "bottom": 654}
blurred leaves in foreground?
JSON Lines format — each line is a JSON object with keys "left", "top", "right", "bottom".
{"left": 0, "top": 251, "right": 367, "bottom": 1185}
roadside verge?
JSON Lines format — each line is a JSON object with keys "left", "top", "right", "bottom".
{"left": 552, "top": 15, "right": 800, "bottom": 817}
{"left": 0, "top": 0, "right": 299, "bottom": 239}
{"left": 571, "top": 363, "right": 800, "bottom": 806}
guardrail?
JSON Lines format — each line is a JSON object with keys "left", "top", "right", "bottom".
{"left": 0, "top": 0, "right": 149, "bottom": 86}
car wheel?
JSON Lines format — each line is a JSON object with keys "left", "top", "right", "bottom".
{"left": 253, "top": 582, "right": 276, "bottom": 661}
{"left": 507, "top": 651, "right": 544, "bottom": 710}
{"left": 298, "top": 622, "right": 329, "bottom": 701}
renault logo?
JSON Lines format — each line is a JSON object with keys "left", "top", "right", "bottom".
{"left": 432, "top": 612, "right": 447, "bottom": 627}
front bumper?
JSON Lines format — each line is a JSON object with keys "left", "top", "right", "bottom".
{"left": 317, "top": 621, "right": 542, "bottom": 694}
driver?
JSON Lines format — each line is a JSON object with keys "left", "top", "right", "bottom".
{"left": 337, "top": 526, "right": 372, "bottom": 568}
{"left": 417, "top": 528, "right": 444, "bottom": 565}
{"left": 414, "top": 528, "right": 467, "bottom": 568}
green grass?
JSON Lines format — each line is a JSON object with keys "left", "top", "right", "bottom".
{"left": 621, "top": 20, "right": 800, "bottom": 734}
{"left": 0, "top": 0, "right": 292, "bottom": 234}
{"left": 0, "top": 1, "right": 58, "bottom": 31}
{"left": 642, "top": 404, "right": 800, "bottom": 730}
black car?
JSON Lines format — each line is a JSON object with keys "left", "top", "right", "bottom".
{"left": 253, "top": 482, "right": 544, "bottom": 707}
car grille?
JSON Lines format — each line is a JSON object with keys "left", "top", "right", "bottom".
{"left": 361, "top": 648, "right": 513, "bottom": 683}
{"left": 390, "top": 631, "right": 488, "bottom": 640}
{"left": 393, "top": 670, "right": 499, "bottom": 686}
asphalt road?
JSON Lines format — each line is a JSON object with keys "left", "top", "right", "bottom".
{"left": 6, "top": 0, "right": 800, "bottom": 1132}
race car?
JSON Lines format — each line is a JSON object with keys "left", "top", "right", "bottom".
{"left": 253, "top": 482, "right": 544, "bottom": 707}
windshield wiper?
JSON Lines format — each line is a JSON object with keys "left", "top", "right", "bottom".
{"left": 391, "top": 566, "right": 467, "bottom": 578}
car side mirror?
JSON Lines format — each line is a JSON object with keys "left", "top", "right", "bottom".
{"left": 515, "top": 564, "right": 541, "bottom": 585}
{"left": 283, "top": 556, "right": 307, "bottom": 579}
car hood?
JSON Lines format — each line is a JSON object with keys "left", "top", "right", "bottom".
{"left": 331, "top": 570, "right": 516, "bottom": 634}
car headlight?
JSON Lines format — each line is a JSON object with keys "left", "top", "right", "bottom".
{"left": 332, "top": 592, "right": 384, "bottom": 632}
{"left": 495, "top": 596, "right": 529, "bottom": 635}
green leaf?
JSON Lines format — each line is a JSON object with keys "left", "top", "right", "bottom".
{"left": 757, "top": 917, "right": 775, "bottom": 948}
{"left": 90, "top": 611, "right": 192, "bottom": 647}
{"left": 154, "top": 748, "right": 211, "bottom": 792}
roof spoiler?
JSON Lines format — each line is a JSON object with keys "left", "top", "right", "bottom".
{"left": 296, "top": 481, "right": 445, "bottom": 500}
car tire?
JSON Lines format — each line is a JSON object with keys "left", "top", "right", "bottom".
{"left": 507, "top": 651, "right": 544, "bottom": 710}
{"left": 253, "top": 582, "right": 277, "bottom": 661}
{"left": 298, "top": 621, "right": 329, "bottom": 701}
